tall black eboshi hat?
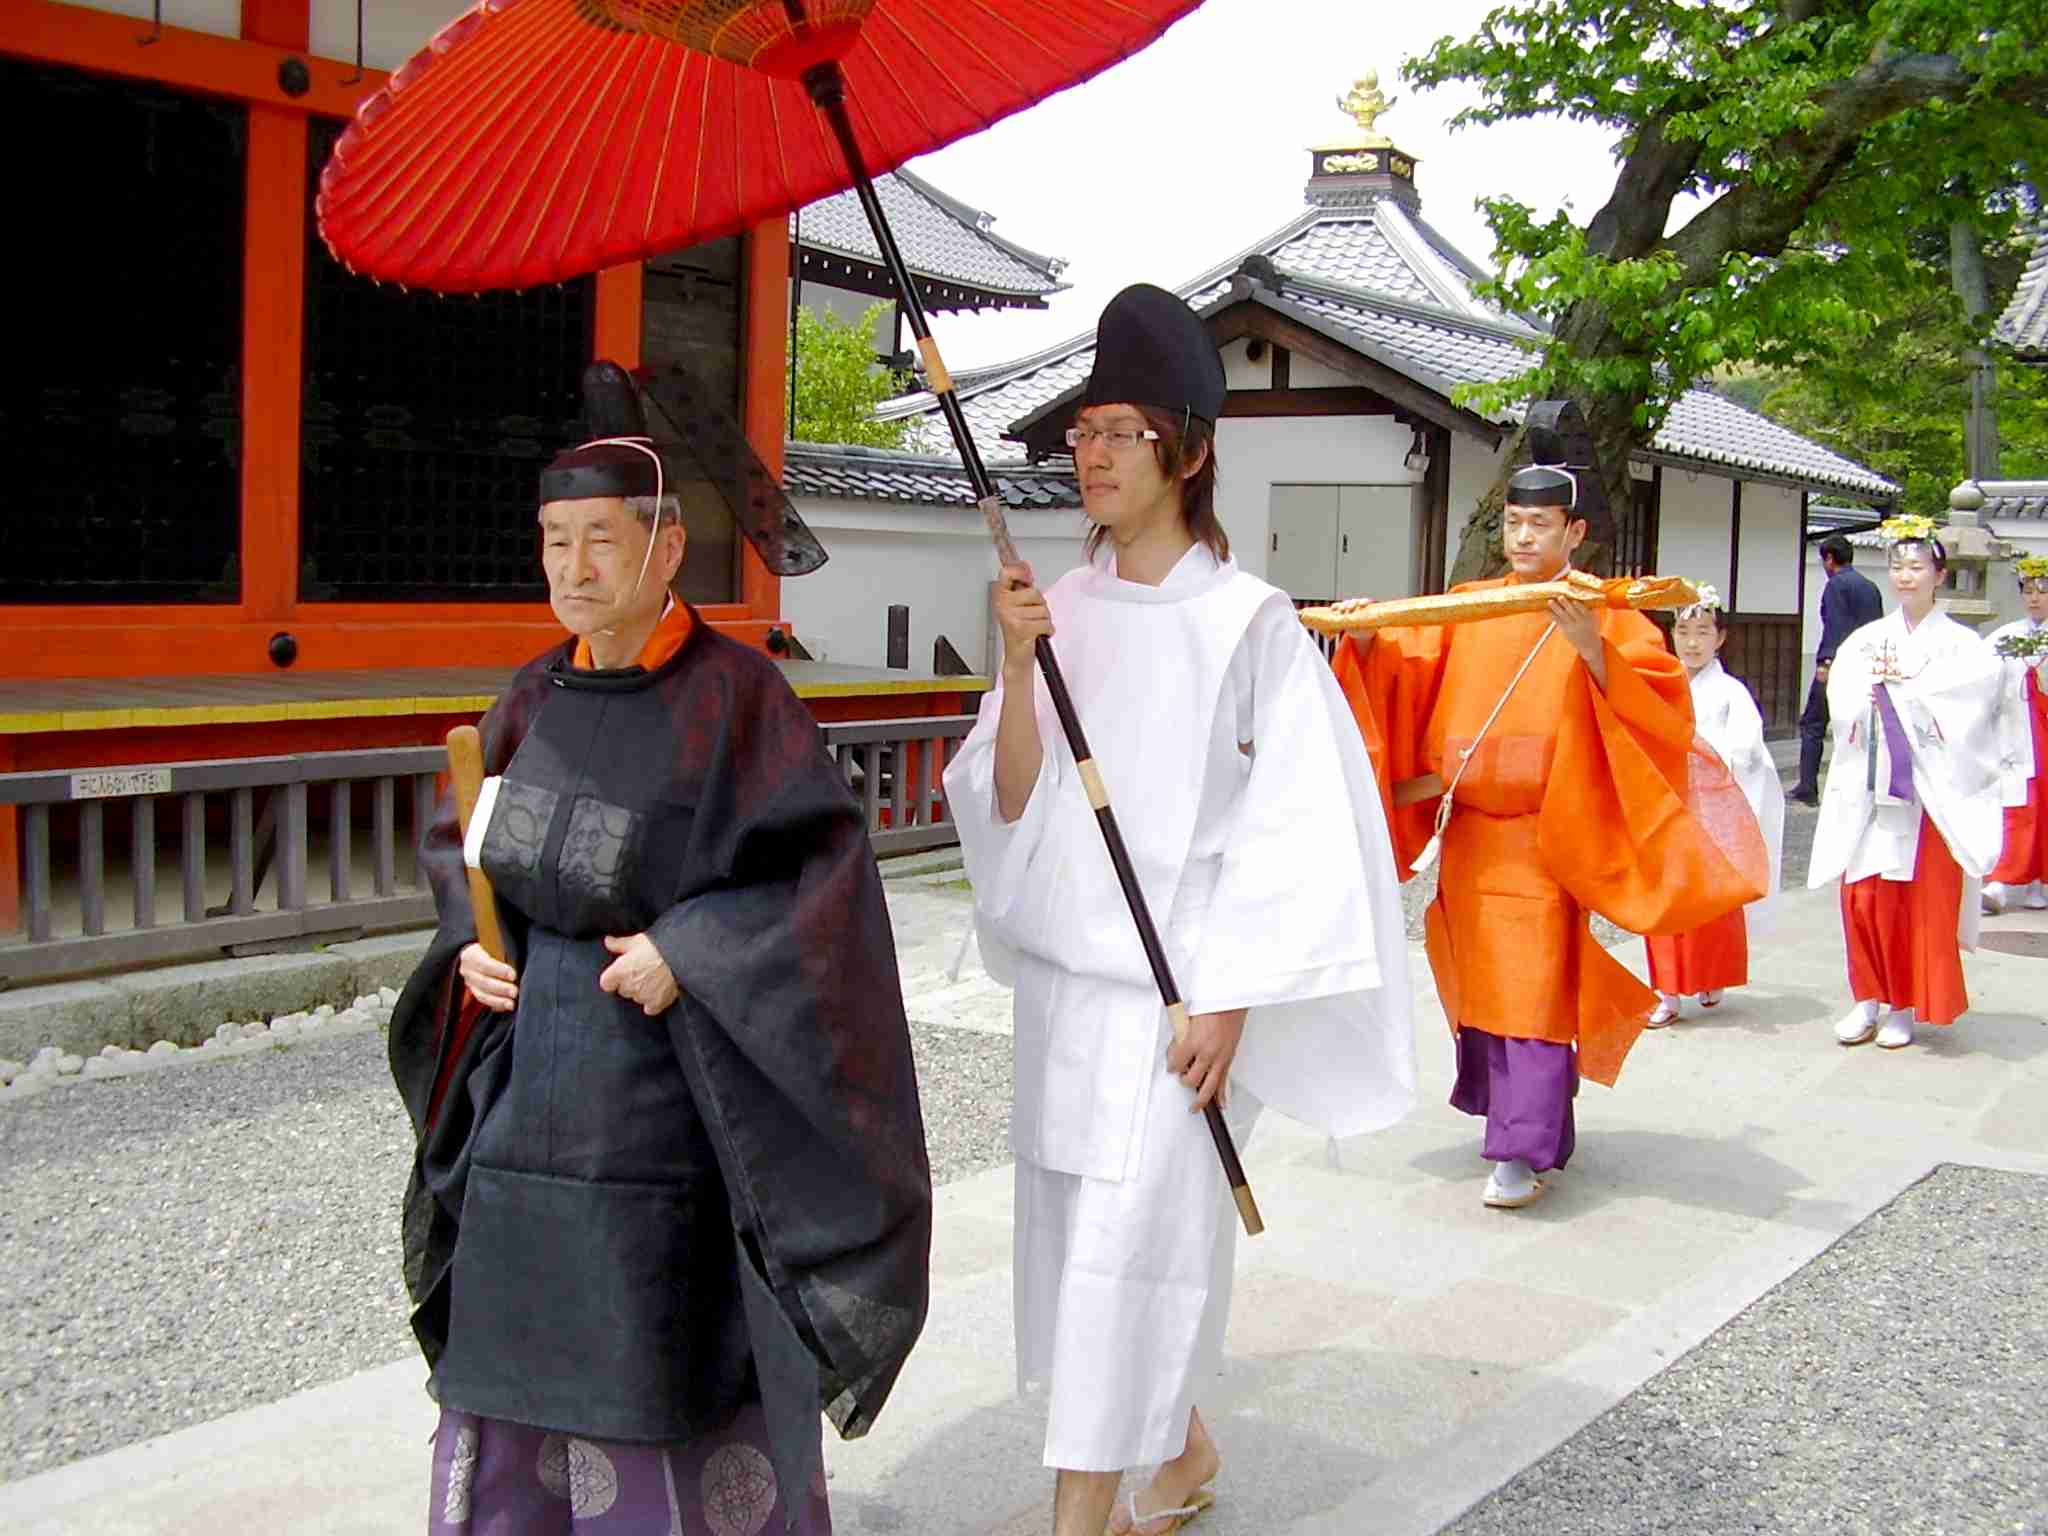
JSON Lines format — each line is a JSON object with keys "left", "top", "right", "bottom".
{"left": 1505, "top": 464, "right": 1576, "bottom": 509}
{"left": 539, "top": 360, "right": 663, "bottom": 504}
{"left": 1082, "top": 284, "right": 1226, "bottom": 425}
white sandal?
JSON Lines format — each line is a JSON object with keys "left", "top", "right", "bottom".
{"left": 1120, "top": 1487, "right": 1215, "bottom": 1535}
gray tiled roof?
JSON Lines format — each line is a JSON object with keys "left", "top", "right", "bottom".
{"left": 794, "top": 168, "right": 1066, "bottom": 301}
{"left": 1995, "top": 221, "right": 2048, "bottom": 361}
{"left": 874, "top": 199, "right": 1505, "bottom": 458}
{"left": 1980, "top": 481, "right": 2048, "bottom": 520}
{"left": 872, "top": 204, "right": 1894, "bottom": 502}
{"left": 782, "top": 443, "right": 1079, "bottom": 508}
{"left": 1254, "top": 275, "right": 1896, "bottom": 498}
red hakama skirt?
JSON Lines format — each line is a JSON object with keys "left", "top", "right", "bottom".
{"left": 1839, "top": 813, "right": 1967, "bottom": 1027}
{"left": 1645, "top": 909, "right": 1749, "bottom": 996}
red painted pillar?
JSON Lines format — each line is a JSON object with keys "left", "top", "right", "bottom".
{"left": 0, "top": 739, "right": 17, "bottom": 933}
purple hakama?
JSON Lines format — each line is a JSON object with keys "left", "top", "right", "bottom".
{"left": 1448, "top": 1028, "right": 1577, "bottom": 1172}
{"left": 428, "top": 1397, "right": 831, "bottom": 1535}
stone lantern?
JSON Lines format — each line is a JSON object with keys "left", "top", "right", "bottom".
{"left": 1938, "top": 479, "right": 2014, "bottom": 630}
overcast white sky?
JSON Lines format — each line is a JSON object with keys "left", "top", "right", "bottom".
{"left": 900, "top": 0, "right": 1632, "bottom": 369}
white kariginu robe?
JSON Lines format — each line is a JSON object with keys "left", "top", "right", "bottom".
{"left": 945, "top": 544, "right": 1413, "bottom": 1469}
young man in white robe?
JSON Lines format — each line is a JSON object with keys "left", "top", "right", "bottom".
{"left": 1807, "top": 517, "right": 2005, "bottom": 1049}
{"left": 1979, "top": 558, "right": 2048, "bottom": 914}
{"left": 944, "top": 284, "right": 1415, "bottom": 1536}
{"left": 1645, "top": 590, "right": 1786, "bottom": 1025}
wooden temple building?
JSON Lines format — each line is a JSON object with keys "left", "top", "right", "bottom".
{"left": 0, "top": 0, "right": 1065, "bottom": 959}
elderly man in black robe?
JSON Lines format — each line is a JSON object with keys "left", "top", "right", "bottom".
{"left": 387, "top": 376, "right": 930, "bottom": 1535}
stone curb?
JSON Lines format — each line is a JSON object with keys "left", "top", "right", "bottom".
{"left": 0, "top": 990, "right": 397, "bottom": 1103}
{"left": 0, "top": 932, "right": 429, "bottom": 1066}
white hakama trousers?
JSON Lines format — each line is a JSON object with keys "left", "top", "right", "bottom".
{"left": 1013, "top": 1051, "right": 1257, "bottom": 1472}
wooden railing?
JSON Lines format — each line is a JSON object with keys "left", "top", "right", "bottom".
{"left": 0, "top": 715, "right": 979, "bottom": 985}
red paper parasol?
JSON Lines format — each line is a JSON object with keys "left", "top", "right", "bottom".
{"left": 319, "top": 0, "right": 1263, "bottom": 1237}
{"left": 317, "top": 0, "right": 1203, "bottom": 291}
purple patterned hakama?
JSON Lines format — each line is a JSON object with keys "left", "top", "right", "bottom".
{"left": 1448, "top": 1028, "right": 1577, "bottom": 1172}
{"left": 428, "top": 1398, "right": 830, "bottom": 1536}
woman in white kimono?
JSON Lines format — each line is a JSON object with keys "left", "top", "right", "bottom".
{"left": 944, "top": 285, "right": 1415, "bottom": 1536}
{"left": 1979, "top": 558, "right": 2048, "bottom": 913}
{"left": 1645, "top": 589, "right": 1785, "bottom": 1025}
{"left": 1807, "top": 516, "right": 2005, "bottom": 1049}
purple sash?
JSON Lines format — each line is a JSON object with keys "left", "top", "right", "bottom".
{"left": 1873, "top": 683, "right": 1917, "bottom": 803}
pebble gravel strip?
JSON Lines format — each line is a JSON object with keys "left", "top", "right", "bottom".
{"left": 0, "top": 1005, "right": 1012, "bottom": 1482}
{"left": 1442, "top": 1163, "right": 2048, "bottom": 1536}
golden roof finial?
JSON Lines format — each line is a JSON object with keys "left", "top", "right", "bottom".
{"left": 1336, "top": 70, "right": 1397, "bottom": 148}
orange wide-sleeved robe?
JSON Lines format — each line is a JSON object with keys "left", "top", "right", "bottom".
{"left": 1332, "top": 576, "right": 1767, "bottom": 1086}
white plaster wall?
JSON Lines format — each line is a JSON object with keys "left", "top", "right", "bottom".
{"left": 71, "top": 0, "right": 244, "bottom": 42}
{"left": 1220, "top": 337, "right": 1271, "bottom": 391}
{"left": 780, "top": 498, "right": 1090, "bottom": 671}
{"left": 1214, "top": 416, "right": 1419, "bottom": 586}
{"left": 1444, "top": 435, "right": 1507, "bottom": 582}
{"left": 800, "top": 283, "right": 896, "bottom": 351}
{"left": 1735, "top": 482, "right": 1801, "bottom": 615}
{"left": 1657, "top": 468, "right": 1735, "bottom": 596}
{"left": 70, "top": 0, "right": 475, "bottom": 70}
{"left": 1291, "top": 356, "right": 1356, "bottom": 389}
{"left": 308, "top": 0, "right": 465, "bottom": 66}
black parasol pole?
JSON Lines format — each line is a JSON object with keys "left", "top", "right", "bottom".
{"left": 802, "top": 60, "right": 1263, "bottom": 1237}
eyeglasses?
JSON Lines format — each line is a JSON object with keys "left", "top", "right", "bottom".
{"left": 1065, "top": 425, "right": 1161, "bottom": 452}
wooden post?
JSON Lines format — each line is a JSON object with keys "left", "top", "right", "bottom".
{"left": 738, "top": 218, "right": 791, "bottom": 625}
{"left": 593, "top": 262, "right": 645, "bottom": 371}
{"left": 0, "top": 738, "right": 17, "bottom": 935}
{"left": 887, "top": 605, "right": 910, "bottom": 670}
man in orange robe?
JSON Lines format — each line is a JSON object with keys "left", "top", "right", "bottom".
{"left": 1333, "top": 464, "right": 1765, "bottom": 1208}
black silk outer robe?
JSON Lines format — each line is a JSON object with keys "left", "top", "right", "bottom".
{"left": 387, "top": 618, "right": 931, "bottom": 1516}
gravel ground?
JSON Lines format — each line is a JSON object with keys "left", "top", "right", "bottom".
{"left": 0, "top": 1015, "right": 1012, "bottom": 1481}
{"left": 1442, "top": 1164, "right": 2048, "bottom": 1536}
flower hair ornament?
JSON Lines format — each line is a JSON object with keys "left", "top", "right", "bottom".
{"left": 1878, "top": 513, "right": 1945, "bottom": 560}
{"left": 1675, "top": 581, "right": 1723, "bottom": 623}
{"left": 2016, "top": 554, "right": 2048, "bottom": 587}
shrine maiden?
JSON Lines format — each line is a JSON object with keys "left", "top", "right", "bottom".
{"left": 1645, "top": 589, "right": 1785, "bottom": 1025}
{"left": 1980, "top": 556, "right": 2048, "bottom": 913}
{"left": 1808, "top": 515, "right": 2005, "bottom": 1048}
{"left": 945, "top": 285, "right": 1414, "bottom": 1536}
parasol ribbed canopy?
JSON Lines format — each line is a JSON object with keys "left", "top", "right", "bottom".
{"left": 317, "top": 0, "right": 1204, "bottom": 292}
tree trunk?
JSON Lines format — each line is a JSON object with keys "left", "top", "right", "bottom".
{"left": 1950, "top": 219, "right": 2000, "bottom": 483}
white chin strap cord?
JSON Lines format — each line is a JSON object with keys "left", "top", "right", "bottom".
{"left": 579, "top": 436, "right": 667, "bottom": 636}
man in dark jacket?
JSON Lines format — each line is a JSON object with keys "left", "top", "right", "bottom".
{"left": 1791, "top": 533, "right": 1886, "bottom": 804}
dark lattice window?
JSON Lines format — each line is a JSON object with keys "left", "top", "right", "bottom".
{"left": 1, "top": 58, "right": 244, "bottom": 604}
{"left": 300, "top": 120, "right": 593, "bottom": 602}
{"left": 1613, "top": 469, "right": 1661, "bottom": 578}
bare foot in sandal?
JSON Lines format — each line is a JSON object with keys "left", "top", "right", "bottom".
{"left": 1109, "top": 1407, "right": 1221, "bottom": 1535}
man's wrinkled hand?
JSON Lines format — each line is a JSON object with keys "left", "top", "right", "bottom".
{"left": 459, "top": 942, "right": 519, "bottom": 1013}
{"left": 599, "top": 933, "right": 681, "bottom": 1017}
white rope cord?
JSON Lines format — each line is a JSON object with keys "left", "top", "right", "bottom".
{"left": 1411, "top": 620, "right": 1558, "bottom": 873}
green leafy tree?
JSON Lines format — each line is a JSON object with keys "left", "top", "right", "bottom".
{"left": 1406, "top": 0, "right": 2048, "bottom": 580}
{"left": 1756, "top": 227, "right": 2048, "bottom": 514}
{"left": 787, "top": 301, "right": 917, "bottom": 449}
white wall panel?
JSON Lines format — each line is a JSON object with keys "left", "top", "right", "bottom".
{"left": 1214, "top": 415, "right": 1416, "bottom": 583}
{"left": 1734, "top": 482, "right": 1801, "bottom": 614}
{"left": 1656, "top": 468, "right": 1734, "bottom": 595}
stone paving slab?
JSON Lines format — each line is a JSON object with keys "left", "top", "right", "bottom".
{"left": 3, "top": 876, "right": 2045, "bottom": 1535}
{"left": 1436, "top": 1164, "right": 2048, "bottom": 1536}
